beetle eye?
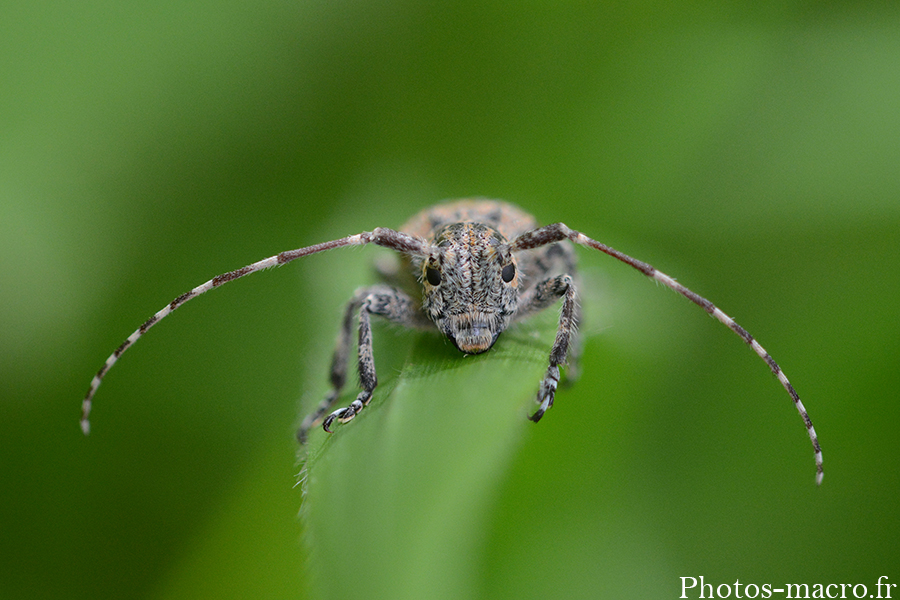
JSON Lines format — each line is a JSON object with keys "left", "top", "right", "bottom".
{"left": 501, "top": 263, "right": 516, "bottom": 283}
{"left": 425, "top": 266, "right": 442, "bottom": 286}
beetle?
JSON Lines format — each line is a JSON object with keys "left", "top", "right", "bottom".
{"left": 80, "top": 199, "right": 823, "bottom": 484}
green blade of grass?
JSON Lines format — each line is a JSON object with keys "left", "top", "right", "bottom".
{"left": 301, "top": 310, "right": 559, "bottom": 600}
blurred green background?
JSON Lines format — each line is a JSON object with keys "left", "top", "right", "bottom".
{"left": 2, "top": 2, "right": 898, "bottom": 599}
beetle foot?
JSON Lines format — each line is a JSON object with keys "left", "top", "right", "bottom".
{"left": 322, "top": 391, "right": 373, "bottom": 433}
{"left": 529, "top": 365, "right": 559, "bottom": 422}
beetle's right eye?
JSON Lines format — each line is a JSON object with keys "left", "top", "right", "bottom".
{"left": 425, "top": 266, "right": 442, "bottom": 286}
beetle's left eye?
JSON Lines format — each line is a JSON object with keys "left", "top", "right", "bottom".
{"left": 501, "top": 263, "right": 516, "bottom": 283}
{"left": 426, "top": 266, "right": 442, "bottom": 286}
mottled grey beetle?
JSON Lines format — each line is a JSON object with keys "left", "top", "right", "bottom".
{"left": 81, "top": 199, "right": 823, "bottom": 484}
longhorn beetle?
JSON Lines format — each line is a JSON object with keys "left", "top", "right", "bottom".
{"left": 81, "top": 199, "right": 823, "bottom": 485}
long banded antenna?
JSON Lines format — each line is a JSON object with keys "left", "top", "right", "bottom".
{"left": 513, "top": 223, "right": 823, "bottom": 485}
{"left": 80, "top": 229, "right": 431, "bottom": 434}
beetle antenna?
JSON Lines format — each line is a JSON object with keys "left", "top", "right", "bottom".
{"left": 80, "top": 228, "right": 431, "bottom": 434}
{"left": 512, "top": 223, "right": 823, "bottom": 485}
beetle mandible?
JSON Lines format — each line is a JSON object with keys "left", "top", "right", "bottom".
{"left": 80, "top": 199, "right": 823, "bottom": 485}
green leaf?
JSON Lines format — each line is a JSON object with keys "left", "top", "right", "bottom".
{"left": 301, "top": 310, "right": 560, "bottom": 600}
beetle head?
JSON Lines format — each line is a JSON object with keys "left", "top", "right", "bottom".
{"left": 419, "top": 222, "right": 519, "bottom": 354}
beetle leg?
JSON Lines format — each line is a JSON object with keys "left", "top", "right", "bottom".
{"left": 516, "top": 274, "right": 578, "bottom": 422}
{"left": 297, "top": 285, "right": 423, "bottom": 442}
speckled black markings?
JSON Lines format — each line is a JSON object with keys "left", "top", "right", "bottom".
{"left": 80, "top": 199, "right": 822, "bottom": 485}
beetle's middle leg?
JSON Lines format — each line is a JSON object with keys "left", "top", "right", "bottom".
{"left": 297, "top": 285, "right": 425, "bottom": 442}
{"left": 515, "top": 274, "right": 579, "bottom": 422}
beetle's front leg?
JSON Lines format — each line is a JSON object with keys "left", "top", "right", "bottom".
{"left": 312, "top": 285, "right": 425, "bottom": 437}
{"left": 296, "top": 289, "right": 366, "bottom": 443}
{"left": 516, "top": 274, "right": 578, "bottom": 422}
